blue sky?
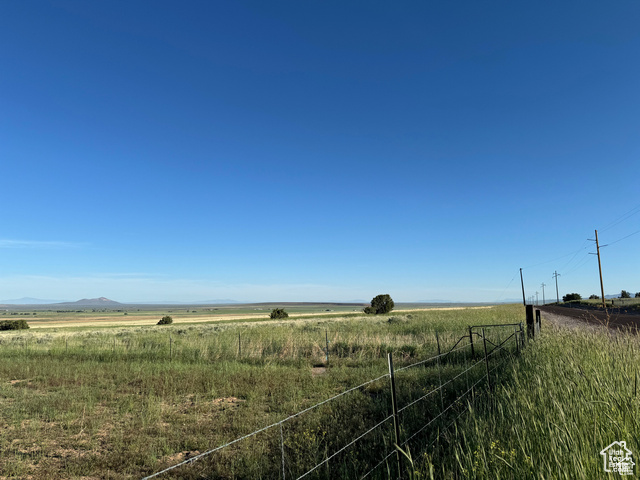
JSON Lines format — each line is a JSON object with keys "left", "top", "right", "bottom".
{"left": 1, "top": 1, "right": 639, "bottom": 303}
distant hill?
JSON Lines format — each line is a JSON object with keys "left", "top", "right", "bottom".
{"left": 55, "top": 297, "right": 122, "bottom": 306}
{"left": 0, "top": 297, "right": 65, "bottom": 305}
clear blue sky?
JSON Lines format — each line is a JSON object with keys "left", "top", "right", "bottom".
{"left": 1, "top": 1, "right": 639, "bottom": 303}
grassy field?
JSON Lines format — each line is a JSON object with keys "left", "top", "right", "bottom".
{"left": 0, "top": 304, "right": 522, "bottom": 479}
{"left": 0, "top": 302, "right": 495, "bottom": 329}
{"left": 409, "top": 315, "right": 640, "bottom": 479}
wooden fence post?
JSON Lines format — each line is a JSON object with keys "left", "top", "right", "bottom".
{"left": 526, "top": 305, "right": 534, "bottom": 339}
{"left": 535, "top": 309, "right": 541, "bottom": 334}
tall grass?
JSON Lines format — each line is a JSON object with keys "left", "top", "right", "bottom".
{"left": 0, "top": 305, "right": 522, "bottom": 479}
{"left": 413, "top": 320, "right": 640, "bottom": 479}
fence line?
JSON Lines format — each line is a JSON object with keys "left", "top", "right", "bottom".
{"left": 141, "top": 320, "right": 527, "bottom": 479}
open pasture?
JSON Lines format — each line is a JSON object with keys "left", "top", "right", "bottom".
{"left": 0, "top": 304, "right": 520, "bottom": 479}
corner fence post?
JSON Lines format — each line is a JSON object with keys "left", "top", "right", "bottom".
{"left": 526, "top": 305, "right": 534, "bottom": 339}
{"left": 535, "top": 309, "right": 541, "bottom": 335}
{"left": 482, "top": 328, "right": 491, "bottom": 392}
{"left": 468, "top": 326, "right": 475, "bottom": 358}
{"left": 387, "top": 352, "right": 402, "bottom": 478}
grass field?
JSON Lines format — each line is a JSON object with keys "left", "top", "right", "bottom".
{"left": 0, "top": 304, "right": 521, "bottom": 479}
{"left": 4, "top": 303, "right": 634, "bottom": 479}
{"left": 410, "top": 314, "right": 640, "bottom": 479}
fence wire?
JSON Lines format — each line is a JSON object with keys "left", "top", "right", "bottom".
{"left": 141, "top": 322, "right": 524, "bottom": 479}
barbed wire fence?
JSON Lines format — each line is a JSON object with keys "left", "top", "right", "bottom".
{"left": 141, "top": 320, "right": 529, "bottom": 480}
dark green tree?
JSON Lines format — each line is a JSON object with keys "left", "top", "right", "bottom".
{"left": 562, "top": 293, "right": 582, "bottom": 302}
{"left": 0, "top": 319, "right": 29, "bottom": 330}
{"left": 635, "top": 292, "right": 640, "bottom": 298}
{"left": 270, "top": 308, "right": 288, "bottom": 319}
{"left": 364, "top": 294, "right": 395, "bottom": 314}
{"left": 157, "top": 315, "right": 173, "bottom": 325}
{"left": 621, "top": 290, "right": 631, "bottom": 298}
{"left": 589, "top": 294, "right": 600, "bottom": 300}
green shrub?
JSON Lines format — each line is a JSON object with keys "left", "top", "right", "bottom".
{"left": 0, "top": 320, "right": 30, "bottom": 330}
{"left": 157, "top": 315, "right": 173, "bottom": 325}
{"left": 270, "top": 308, "right": 288, "bottom": 319}
{"left": 364, "top": 294, "right": 395, "bottom": 314}
{"left": 562, "top": 293, "right": 582, "bottom": 302}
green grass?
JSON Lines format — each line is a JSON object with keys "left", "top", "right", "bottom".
{"left": 409, "top": 318, "right": 640, "bottom": 479}
{"left": 0, "top": 305, "right": 523, "bottom": 479}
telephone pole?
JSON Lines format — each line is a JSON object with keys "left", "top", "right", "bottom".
{"left": 540, "top": 283, "right": 546, "bottom": 305}
{"left": 589, "top": 229, "right": 606, "bottom": 309}
{"left": 552, "top": 271, "right": 560, "bottom": 303}
{"left": 535, "top": 291, "right": 539, "bottom": 306}
{"left": 520, "top": 268, "right": 526, "bottom": 306}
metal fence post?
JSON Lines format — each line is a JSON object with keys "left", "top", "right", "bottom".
{"left": 482, "top": 328, "right": 491, "bottom": 392}
{"left": 535, "top": 309, "right": 541, "bottom": 335}
{"left": 325, "top": 330, "right": 329, "bottom": 364}
{"left": 280, "top": 422, "right": 286, "bottom": 480}
{"left": 514, "top": 325, "right": 519, "bottom": 354}
{"left": 169, "top": 335, "right": 173, "bottom": 362}
{"left": 468, "top": 326, "right": 475, "bottom": 358}
{"left": 435, "top": 331, "right": 444, "bottom": 410}
{"left": 238, "top": 332, "right": 241, "bottom": 358}
{"left": 387, "top": 353, "right": 402, "bottom": 478}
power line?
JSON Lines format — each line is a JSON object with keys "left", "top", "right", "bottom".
{"left": 599, "top": 203, "right": 640, "bottom": 233}
{"left": 605, "top": 229, "right": 640, "bottom": 247}
{"left": 493, "top": 270, "right": 518, "bottom": 304}
{"left": 521, "top": 244, "right": 590, "bottom": 270}
{"left": 562, "top": 252, "right": 593, "bottom": 277}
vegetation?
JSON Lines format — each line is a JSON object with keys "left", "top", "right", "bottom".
{"left": 5, "top": 303, "right": 633, "bottom": 479}
{"left": 621, "top": 290, "right": 631, "bottom": 298}
{"left": 589, "top": 294, "right": 599, "bottom": 300}
{"left": 364, "top": 294, "right": 395, "bottom": 314}
{"left": 412, "top": 317, "right": 640, "bottom": 479}
{"left": 562, "top": 292, "right": 582, "bottom": 302}
{"left": 0, "top": 305, "right": 521, "bottom": 478}
{"left": 0, "top": 319, "right": 30, "bottom": 330}
{"left": 157, "top": 315, "right": 173, "bottom": 325}
{"left": 269, "top": 307, "right": 289, "bottom": 319}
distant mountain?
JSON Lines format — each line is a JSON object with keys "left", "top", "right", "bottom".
{"left": 56, "top": 297, "right": 122, "bottom": 306}
{"left": 0, "top": 297, "right": 65, "bottom": 305}
{"left": 124, "top": 299, "right": 243, "bottom": 305}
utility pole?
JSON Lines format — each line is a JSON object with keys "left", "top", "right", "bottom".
{"left": 520, "top": 268, "right": 526, "bottom": 306}
{"left": 552, "top": 271, "right": 560, "bottom": 303}
{"left": 541, "top": 283, "right": 546, "bottom": 305}
{"left": 589, "top": 229, "right": 606, "bottom": 309}
{"left": 535, "top": 291, "right": 539, "bottom": 306}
